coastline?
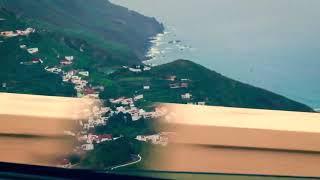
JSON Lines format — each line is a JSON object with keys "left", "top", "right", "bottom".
{"left": 111, "top": 0, "right": 320, "bottom": 112}
{"left": 143, "top": 25, "right": 195, "bottom": 67}
{"left": 142, "top": 26, "right": 317, "bottom": 112}
{"left": 143, "top": 32, "right": 166, "bottom": 66}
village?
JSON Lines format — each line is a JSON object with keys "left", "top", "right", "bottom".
{"left": 42, "top": 55, "right": 170, "bottom": 168}
{"left": 1, "top": 27, "right": 205, "bottom": 168}
{"left": 0, "top": 27, "right": 35, "bottom": 38}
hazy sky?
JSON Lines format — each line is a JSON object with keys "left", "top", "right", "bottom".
{"left": 112, "top": 0, "right": 320, "bottom": 108}
{"left": 113, "top": 0, "right": 320, "bottom": 55}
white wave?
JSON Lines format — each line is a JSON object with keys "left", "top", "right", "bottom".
{"left": 146, "top": 47, "right": 161, "bottom": 58}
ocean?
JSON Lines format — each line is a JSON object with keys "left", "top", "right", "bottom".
{"left": 111, "top": 0, "right": 320, "bottom": 109}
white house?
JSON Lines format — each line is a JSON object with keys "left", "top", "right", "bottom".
{"left": 139, "top": 109, "right": 146, "bottom": 115}
{"left": 81, "top": 144, "right": 94, "bottom": 151}
{"left": 166, "top": 75, "right": 177, "bottom": 81}
{"left": 136, "top": 134, "right": 169, "bottom": 146}
{"left": 143, "top": 66, "right": 151, "bottom": 71}
{"left": 181, "top": 93, "right": 192, "bottom": 100}
{"left": 45, "top": 67, "right": 62, "bottom": 74}
{"left": 134, "top": 94, "right": 144, "bottom": 101}
{"left": 129, "top": 68, "right": 142, "bottom": 73}
{"left": 116, "top": 106, "right": 126, "bottom": 113}
{"left": 25, "top": 28, "right": 35, "bottom": 34}
{"left": 65, "top": 56, "right": 74, "bottom": 61}
{"left": 136, "top": 134, "right": 161, "bottom": 144}
{"left": 66, "top": 70, "right": 77, "bottom": 77}
{"left": 71, "top": 79, "right": 82, "bottom": 85}
{"left": 78, "top": 71, "right": 89, "bottom": 77}
{"left": 71, "top": 75, "right": 81, "bottom": 81}
{"left": 63, "top": 75, "right": 71, "bottom": 82}
{"left": 17, "top": 28, "right": 35, "bottom": 36}
{"left": 71, "top": 76, "right": 82, "bottom": 84}
{"left": 131, "top": 113, "right": 141, "bottom": 121}
{"left": 27, "top": 48, "right": 39, "bottom": 54}
{"left": 20, "top": 44, "right": 27, "bottom": 49}
{"left": 143, "top": 85, "right": 150, "bottom": 90}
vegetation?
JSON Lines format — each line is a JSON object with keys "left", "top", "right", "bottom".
{"left": 0, "top": 0, "right": 315, "bottom": 172}
{"left": 0, "top": 0, "right": 165, "bottom": 97}
{"left": 150, "top": 60, "right": 314, "bottom": 112}
{"left": 102, "top": 60, "right": 314, "bottom": 112}
{"left": 1, "top": 1, "right": 312, "bottom": 112}
{"left": 0, "top": 10, "right": 76, "bottom": 97}
{"left": 80, "top": 138, "right": 141, "bottom": 169}
{"left": 0, "top": 0, "right": 164, "bottom": 61}
{"left": 68, "top": 154, "right": 81, "bottom": 165}
{"left": 0, "top": 2, "right": 158, "bottom": 97}
{"left": 95, "top": 112, "right": 156, "bottom": 138}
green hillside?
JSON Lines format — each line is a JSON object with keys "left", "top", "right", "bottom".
{"left": 103, "top": 60, "right": 314, "bottom": 112}
{"left": 0, "top": 0, "right": 164, "bottom": 62}
{"left": 0, "top": 9, "right": 76, "bottom": 96}
{"left": 0, "top": 1, "right": 316, "bottom": 172}
{"left": 0, "top": 4, "right": 159, "bottom": 96}
{"left": 0, "top": 0, "right": 314, "bottom": 111}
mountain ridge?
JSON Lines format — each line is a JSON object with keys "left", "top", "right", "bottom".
{"left": 0, "top": 1, "right": 316, "bottom": 171}
{"left": 150, "top": 60, "right": 315, "bottom": 112}
{"left": 0, "top": 2, "right": 314, "bottom": 112}
{"left": 103, "top": 59, "right": 314, "bottom": 112}
{"left": 0, "top": 0, "right": 164, "bottom": 62}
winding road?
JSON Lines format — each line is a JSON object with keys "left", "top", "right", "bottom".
{"left": 110, "top": 154, "right": 142, "bottom": 170}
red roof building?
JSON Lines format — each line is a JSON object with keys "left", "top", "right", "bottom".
{"left": 180, "top": 83, "right": 189, "bottom": 88}
{"left": 32, "top": 58, "right": 43, "bottom": 64}
{"left": 98, "top": 134, "right": 113, "bottom": 142}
